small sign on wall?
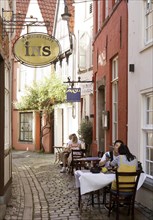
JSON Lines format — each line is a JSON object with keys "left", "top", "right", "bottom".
{"left": 66, "top": 88, "right": 81, "bottom": 102}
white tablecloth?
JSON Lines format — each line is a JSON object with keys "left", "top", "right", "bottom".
{"left": 74, "top": 170, "right": 147, "bottom": 195}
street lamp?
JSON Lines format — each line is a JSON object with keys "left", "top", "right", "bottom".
{"left": 61, "top": 5, "right": 71, "bottom": 21}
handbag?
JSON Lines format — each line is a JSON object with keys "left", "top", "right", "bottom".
{"left": 90, "top": 166, "right": 101, "bottom": 173}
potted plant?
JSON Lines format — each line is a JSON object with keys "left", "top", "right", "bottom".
{"left": 78, "top": 119, "right": 93, "bottom": 156}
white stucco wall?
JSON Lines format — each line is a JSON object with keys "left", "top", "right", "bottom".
{"left": 128, "top": 0, "right": 153, "bottom": 210}
{"left": 128, "top": 0, "right": 153, "bottom": 158}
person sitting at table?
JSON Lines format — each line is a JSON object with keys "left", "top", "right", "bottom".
{"left": 110, "top": 143, "right": 138, "bottom": 190}
{"left": 99, "top": 140, "right": 124, "bottom": 168}
{"left": 59, "top": 133, "right": 74, "bottom": 166}
{"left": 110, "top": 143, "right": 138, "bottom": 169}
{"left": 60, "top": 134, "right": 81, "bottom": 173}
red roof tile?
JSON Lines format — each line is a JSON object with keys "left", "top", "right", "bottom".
{"left": 14, "top": 0, "right": 57, "bottom": 41}
{"left": 38, "top": 0, "right": 57, "bottom": 35}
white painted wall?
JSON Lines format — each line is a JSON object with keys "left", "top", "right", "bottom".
{"left": 128, "top": 0, "right": 153, "bottom": 159}
{"left": 53, "top": 0, "right": 93, "bottom": 146}
{"left": 53, "top": 1, "right": 80, "bottom": 146}
{"left": 74, "top": 0, "right": 93, "bottom": 121}
{"left": 128, "top": 0, "right": 153, "bottom": 209}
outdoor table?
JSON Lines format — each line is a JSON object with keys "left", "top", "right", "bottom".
{"left": 75, "top": 169, "right": 147, "bottom": 196}
{"left": 53, "top": 146, "right": 64, "bottom": 164}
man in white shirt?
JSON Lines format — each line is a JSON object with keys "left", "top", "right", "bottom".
{"left": 99, "top": 140, "right": 124, "bottom": 168}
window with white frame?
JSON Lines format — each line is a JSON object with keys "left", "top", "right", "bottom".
{"left": 89, "top": 27, "right": 93, "bottom": 68}
{"left": 112, "top": 56, "right": 118, "bottom": 142}
{"left": 97, "top": 0, "right": 101, "bottom": 30}
{"left": 5, "top": 68, "right": 10, "bottom": 149}
{"left": 79, "top": 30, "right": 93, "bottom": 70}
{"left": 143, "top": 93, "right": 153, "bottom": 177}
{"left": 105, "top": 0, "right": 109, "bottom": 19}
{"left": 19, "top": 112, "right": 33, "bottom": 142}
{"left": 145, "top": 0, "right": 153, "bottom": 44}
{"left": 79, "top": 32, "right": 89, "bottom": 70}
{"left": 85, "top": 0, "right": 93, "bottom": 19}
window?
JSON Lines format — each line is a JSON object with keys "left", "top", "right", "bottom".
{"left": 85, "top": 1, "right": 93, "bottom": 19}
{"left": 5, "top": 68, "right": 10, "bottom": 149}
{"left": 89, "top": 28, "right": 93, "bottom": 68}
{"left": 105, "top": 0, "right": 109, "bottom": 19}
{"left": 112, "top": 56, "right": 118, "bottom": 142}
{"left": 19, "top": 112, "right": 33, "bottom": 142}
{"left": 143, "top": 93, "right": 153, "bottom": 177}
{"left": 79, "top": 40, "right": 86, "bottom": 70}
{"left": 79, "top": 32, "right": 89, "bottom": 70}
{"left": 97, "top": 0, "right": 101, "bottom": 30}
{"left": 145, "top": 0, "right": 153, "bottom": 44}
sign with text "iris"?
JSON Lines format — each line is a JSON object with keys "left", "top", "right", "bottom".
{"left": 13, "top": 33, "right": 61, "bottom": 67}
{"left": 66, "top": 88, "right": 81, "bottom": 102}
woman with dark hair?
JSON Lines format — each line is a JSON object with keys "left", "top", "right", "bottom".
{"left": 110, "top": 143, "right": 138, "bottom": 170}
{"left": 110, "top": 144, "right": 138, "bottom": 190}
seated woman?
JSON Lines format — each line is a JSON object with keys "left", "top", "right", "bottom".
{"left": 60, "top": 134, "right": 81, "bottom": 173}
{"left": 110, "top": 144, "right": 137, "bottom": 169}
{"left": 110, "top": 144, "right": 138, "bottom": 190}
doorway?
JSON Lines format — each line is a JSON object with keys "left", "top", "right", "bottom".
{"left": 98, "top": 83, "right": 106, "bottom": 152}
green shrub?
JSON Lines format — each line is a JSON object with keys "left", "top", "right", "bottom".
{"left": 78, "top": 119, "right": 93, "bottom": 155}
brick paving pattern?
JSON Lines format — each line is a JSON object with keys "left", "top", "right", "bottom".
{"left": 3, "top": 151, "right": 153, "bottom": 220}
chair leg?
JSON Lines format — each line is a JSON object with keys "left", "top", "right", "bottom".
{"left": 127, "top": 201, "right": 131, "bottom": 216}
{"left": 108, "top": 194, "right": 112, "bottom": 217}
{"left": 78, "top": 188, "right": 81, "bottom": 207}
{"left": 131, "top": 199, "right": 135, "bottom": 217}
{"left": 116, "top": 199, "right": 119, "bottom": 220}
{"left": 71, "top": 163, "right": 74, "bottom": 175}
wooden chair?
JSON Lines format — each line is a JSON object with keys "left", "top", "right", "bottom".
{"left": 108, "top": 170, "right": 141, "bottom": 220}
{"left": 71, "top": 149, "right": 86, "bottom": 175}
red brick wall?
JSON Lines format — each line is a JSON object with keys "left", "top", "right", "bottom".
{"left": 92, "top": 0, "right": 128, "bottom": 153}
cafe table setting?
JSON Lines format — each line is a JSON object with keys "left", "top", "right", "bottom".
{"left": 74, "top": 169, "right": 147, "bottom": 196}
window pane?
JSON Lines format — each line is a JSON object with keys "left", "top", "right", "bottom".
{"left": 105, "top": 0, "right": 109, "bottom": 18}
{"left": 19, "top": 112, "right": 33, "bottom": 142}
{"left": 147, "top": 132, "right": 153, "bottom": 146}
{"left": 112, "top": 57, "right": 118, "bottom": 80}
{"left": 146, "top": 146, "right": 153, "bottom": 160}
{"left": 146, "top": 161, "right": 153, "bottom": 176}
{"left": 112, "top": 56, "right": 118, "bottom": 141}
{"left": 145, "top": 0, "right": 153, "bottom": 43}
{"left": 146, "top": 147, "right": 149, "bottom": 160}
{"left": 146, "top": 95, "right": 153, "bottom": 124}
{"left": 151, "top": 148, "right": 153, "bottom": 161}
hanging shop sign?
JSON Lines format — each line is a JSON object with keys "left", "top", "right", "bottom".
{"left": 13, "top": 33, "right": 61, "bottom": 67}
{"left": 66, "top": 88, "right": 81, "bottom": 102}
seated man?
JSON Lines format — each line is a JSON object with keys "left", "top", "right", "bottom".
{"left": 99, "top": 140, "right": 124, "bottom": 168}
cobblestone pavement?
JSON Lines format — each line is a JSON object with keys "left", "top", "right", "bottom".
{"left": 3, "top": 150, "right": 153, "bottom": 220}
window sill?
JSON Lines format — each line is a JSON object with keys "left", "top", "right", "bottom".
{"left": 18, "top": 141, "right": 33, "bottom": 144}
{"left": 143, "top": 177, "right": 153, "bottom": 192}
{"left": 140, "top": 41, "right": 153, "bottom": 53}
